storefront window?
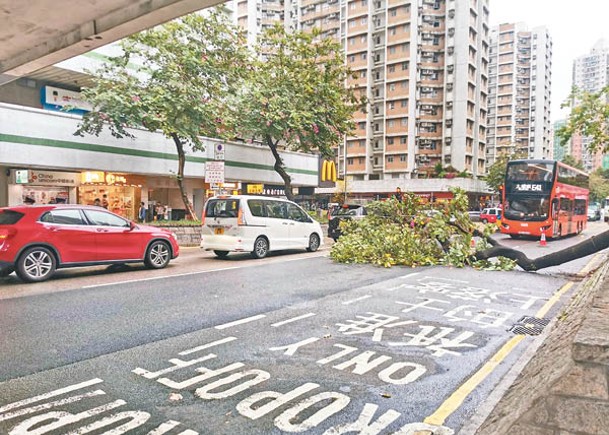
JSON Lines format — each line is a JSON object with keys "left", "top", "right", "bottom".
{"left": 78, "top": 185, "right": 138, "bottom": 220}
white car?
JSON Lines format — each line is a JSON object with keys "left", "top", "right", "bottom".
{"left": 200, "top": 195, "right": 324, "bottom": 259}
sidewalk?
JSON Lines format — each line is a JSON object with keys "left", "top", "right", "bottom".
{"left": 473, "top": 253, "right": 609, "bottom": 435}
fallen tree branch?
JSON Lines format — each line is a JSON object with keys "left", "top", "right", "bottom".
{"left": 475, "top": 229, "right": 609, "bottom": 271}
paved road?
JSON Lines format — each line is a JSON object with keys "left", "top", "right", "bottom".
{"left": 0, "top": 222, "right": 606, "bottom": 434}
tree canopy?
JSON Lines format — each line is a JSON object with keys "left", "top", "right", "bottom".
{"left": 557, "top": 86, "right": 609, "bottom": 153}
{"left": 75, "top": 10, "right": 250, "bottom": 219}
{"left": 237, "top": 25, "right": 365, "bottom": 200}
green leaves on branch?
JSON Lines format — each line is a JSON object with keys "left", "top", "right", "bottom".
{"left": 557, "top": 86, "right": 609, "bottom": 153}
{"left": 75, "top": 10, "right": 249, "bottom": 147}
{"left": 238, "top": 25, "right": 365, "bottom": 159}
{"left": 330, "top": 189, "right": 516, "bottom": 271}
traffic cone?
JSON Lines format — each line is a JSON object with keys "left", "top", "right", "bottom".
{"left": 539, "top": 230, "right": 547, "bottom": 247}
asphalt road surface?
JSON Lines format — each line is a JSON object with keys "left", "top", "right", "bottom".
{"left": 0, "top": 222, "right": 607, "bottom": 434}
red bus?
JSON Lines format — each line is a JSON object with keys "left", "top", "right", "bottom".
{"left": 500, "top": 159, "right": 589, "bottom": 239}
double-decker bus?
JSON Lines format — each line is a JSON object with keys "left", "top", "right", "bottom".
{"left": 500, "top": 159, "right": 589, "bottom": 239}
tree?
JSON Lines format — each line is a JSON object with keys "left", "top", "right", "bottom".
{"left": 589, "top": 169, "right": 609, "bottom": 203}
{"left": 74, "top": 10, "right": 249, "bottom": 220}
{"left": 561, "top": 154, "right": 584, "bottom": 170}
{"left": 236, "top": 25, "right": 365, "bottom": 201}
{"left": 557, "top": 86, "right": 609, "bottom": 153}
{"left": 485, "top": 153, "right": 511, "bottom": 194}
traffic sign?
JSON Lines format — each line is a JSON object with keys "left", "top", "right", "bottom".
{"left": 205, "top": 161, "right": 225, "bottom": 184}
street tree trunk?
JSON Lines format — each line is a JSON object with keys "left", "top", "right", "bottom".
{"left": 475, "top": 229, "right": 609, "bottom": 272}
{"left": 266, "top": 135, "right": 294, "bottom": 201}
{"left": 171, "top": 133, "right": 198, "bottom": 221}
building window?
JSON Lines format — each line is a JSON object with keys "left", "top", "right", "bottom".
{"left": 349, "top": 55, "right": 355, "bottom": 62}
{"left": 388, "top": 120, "right": 395, "bottom": 127}
{"left": 361, "top": 53, "right": 367, "bottom": 60}
{"left": 400, "top": 136, "right": 407, "bottom": 144}
{"left": 389, "top": 83, "right": 396, "bottom": 91}
{"left": 388, "top": 137, "right": 394, "bottom": 144}
{"left": 401, "top": 62, "right": 408, "bottom": 70}
{"left": 390, "top": 8, "right": 397, "bottom": 16}
{"left": 388, "top": 156, "right": 394, "bottom": 163}
{"left": 401, "top": 118, "right": 408, "bottom": 126}
{"left": 388, "top": 65, "right": 395, "bottom": 73}
{"left": 389, "top": 46, "right": 396, "bottom": 54}
{"left": 400, "top": 154, "right": 407, "bottom": 162}
{"left": 347, "top": 158, "right": 354, "bottom": 165}
{"left": 389, "top": 102, "right": 395, "bottom": 109}
{"left": 401, "top": 99, "right": 408, "bottom": 107}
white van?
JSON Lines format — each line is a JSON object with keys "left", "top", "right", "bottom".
{"left": 200, "top": 195, "right": 324, "bottom": 259}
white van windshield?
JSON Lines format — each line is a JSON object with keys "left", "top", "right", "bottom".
{"left": 205, "top": 199, "right": 240, "bottom": 218}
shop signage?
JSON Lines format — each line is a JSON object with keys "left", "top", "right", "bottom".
{"left": 81, "top": 171, "right": 105, "bottom": 184}
{"left": 15, "top": 170, "right": 29, "bottom": 184}
{"left": 106, "top": 173, "right": 127, "bottom": 184}
{"left": 41, "top": 86, "right": 93, "bottom": 113}
{"left": 263, "top": 185, "right": 286, "bottom": 196}
{"left": 246, "top": 184, "right": 264, "bottom": 194}
{"left": 205, "top": 161, "right": 225, "bottom": 184}
{"left": 25, "top": 170, "right": 80, "bottom": 186}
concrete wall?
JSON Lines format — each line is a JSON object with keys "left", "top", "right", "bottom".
{"left": 475, "top": 256, "right": 609, "bottom": 435}
{"left": 0, "top": 103, "right": 319, "bottom": 186}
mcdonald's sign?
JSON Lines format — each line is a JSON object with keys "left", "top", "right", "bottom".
{"left": 321, "top": 159, "right": 337, "bottom": 183}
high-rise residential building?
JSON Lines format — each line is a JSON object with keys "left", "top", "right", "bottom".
{"left": 232, "top": 0, "right": 490, "bottom": 185}
{"left": 340, "top": 0, "right": 489, "bottom": 181}
{"left": 233, "top": 0, "right": 285, "bottom": 47}
{"left": 487, "top": 23, "right": 552, "bottom": 167}
{"left": 553, "top": 119, "right": 567, "bottom": 162}
{"left": 571, "top": 39, "right": 609, "bottom": 172}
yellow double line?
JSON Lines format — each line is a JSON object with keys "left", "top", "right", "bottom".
{"left": 424, "top": 253, "right": 603, "bottom": 426}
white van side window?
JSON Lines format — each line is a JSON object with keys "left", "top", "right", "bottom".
{"left": 265, "top": 201, "right": 286, "bottom": 219}
{"left": 287, "top": 203, "right": 308, "bottom": 222}
{"left": 248, "top": 200, "right": 266, "bottom": 217}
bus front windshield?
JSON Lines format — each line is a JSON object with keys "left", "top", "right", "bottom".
{"left": 506, "top": 162, "right": 555, "bottom": 182}
{"left": 504, "top": 197, "right": 549, "bottom": 221}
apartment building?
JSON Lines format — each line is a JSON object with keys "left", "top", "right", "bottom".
{"left": 571, "top": 39, "right": 609, "bottom": 172}
{"left": 232, "top": 0, "right": 490, "bottom": 191}
{"left": 487, "top": 23, "right": 552, "bottom": 167}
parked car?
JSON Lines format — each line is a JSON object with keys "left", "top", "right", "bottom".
{"left": 468, "top": 210, "right": 481, "bottom": 222}
{"left": 328, "top": 204, "right": 367, "bottom": 241}
{"left": 0, "top": 204, "right": 179, "bottom": 283}
{"left": 201, "top": 195, "right": 323, "bottom": 259}
{"left": 480, "top": 207, "right": 502, "bottom": 224}
{"left": 587, "top": 204, "right": 601, "bottom": 221}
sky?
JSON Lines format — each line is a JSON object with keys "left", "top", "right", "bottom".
{"left": 490, "top": 0, "right": 609, "bottom": 122}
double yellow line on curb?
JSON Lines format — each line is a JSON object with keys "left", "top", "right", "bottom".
{"left": 423, "top": 254, "right": 604, "bottom": 427}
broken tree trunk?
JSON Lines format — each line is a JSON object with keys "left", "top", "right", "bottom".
{"left": 475, "top": 229, "right": 609, "bottom": 271}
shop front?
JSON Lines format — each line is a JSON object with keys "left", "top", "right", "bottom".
{"left": 79, "top": 171, "right": 145, "bottom": 221}
{"left": 7, "top": 169, "right": 79, "bottom": 206}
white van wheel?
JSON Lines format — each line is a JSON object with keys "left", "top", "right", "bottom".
{"left": 251, "top": 237, "right": 269, "bottom": 259}
{"left": 307, "top": 234, "right": 320, "bottom": 252}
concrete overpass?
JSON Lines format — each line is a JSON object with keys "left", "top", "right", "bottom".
{"left": 0, "top": 0, "right": 224, "bottom": 85}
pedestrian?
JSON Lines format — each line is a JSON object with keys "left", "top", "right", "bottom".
{"left": 156, "top": 203, "right": 165, "bottom": 221}
{"left": 138, "top": 202, "right": 147, "bottom": 223}
{"left": 23, "top": 196, "right": 35, "bottom": 205}
{"left": 102, "top": 194, "right": 109, "bottom": 209}
{"left": 93, "top": 198, "right": 102, "bottom": 207}
{"left": 394, "top": 187, "right": 403, "bottom": 202}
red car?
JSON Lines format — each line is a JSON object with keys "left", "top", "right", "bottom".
{"left": 0, "top": 204, "right": 179, "bottom": 282}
